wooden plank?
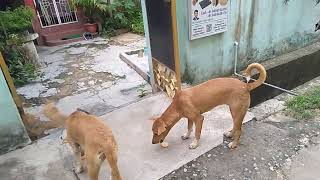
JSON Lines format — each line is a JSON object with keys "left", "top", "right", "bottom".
{"left": 171, "top": 0, "right": 182, "bottom": 90}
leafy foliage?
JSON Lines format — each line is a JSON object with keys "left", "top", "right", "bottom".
{"left": 70, "top": 0, "right": 111, "bottom": 23}
{"left": 137, "top": 83, "right": 148, "bottom": 98}
{"left": 102, "top": 0, "right": 144, "bottom": 36}
{"left": 0, "top": 6, "right": 33, "bottom": 35}
{"left": 131, "top": 11, "right": 144, "bottom": 34}
{"left": 285, "top": 86, "right": 320, "bottom": 120}
{"left": 3, "top": 47, "right": 37, "bottom": 86}
{"left": 0, "top": 6, "right": 37, "bottom": 86}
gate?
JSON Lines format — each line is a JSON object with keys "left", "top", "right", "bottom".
{"left": 33, "top": 0, "right": 78, "bottom": 27}
{"left": 145, "top": 0, "right": 181, "bottom": 98}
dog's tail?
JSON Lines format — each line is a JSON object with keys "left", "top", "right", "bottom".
{"left": 43, "top": 103, "right": 68, "bottom": 128}
{"left": 244, "top": 63, "right": 267, "bottom": 91}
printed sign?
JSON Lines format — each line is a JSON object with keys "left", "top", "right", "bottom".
{"left": 189, "top": 0, "right": 229, "bottom": 40}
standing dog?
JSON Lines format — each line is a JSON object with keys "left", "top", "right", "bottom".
{"left": 43, "top": 103, "right": 122, "bottom": 180}
{"left": 152, "top": 63, "right": 266, "bottom": 149}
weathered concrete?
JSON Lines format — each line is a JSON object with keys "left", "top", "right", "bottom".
{"left": 283, "top": 136, "right": 320, "bottom": 180}
{"left": 162, "top": 76, "right": 320, "bottom": 180}
{"left": 3, "top": 75, "right": 320, "bottom": 180}
{"left": 17, "top": 34, "right": 151, "bottom": 119}
{"left": 0, "top": 131, "right": 76, "bottom": 180}
{"left": 119, "top": 49, "right": 150, "bottom": 82}
{"left": 0, "top": 92, "right": 254, "bottom": 180}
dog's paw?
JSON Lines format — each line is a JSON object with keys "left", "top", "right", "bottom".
{"left": 181, "top": 134, "right": 190, "bottom": 140}
{"left": 160, "top": 141, "right": 169, "bottom": 148}
{"left": 228, "top": 141, "right": 237, "bottom": 149}
{"left": 74, "top": 165, "right": 84, "bottom": 174}
{"left": 223, "top": 131, "right": 233, "bottom": 138}
{"left": 189, "top": 139, "right": 199, "bottom": 149}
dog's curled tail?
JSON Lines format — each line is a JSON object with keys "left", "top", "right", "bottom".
{"left": 43, "top": 103, "right": 68, "bottom": 128}
{"left": 244, "top": 63, "right": 267, "bottom": 91}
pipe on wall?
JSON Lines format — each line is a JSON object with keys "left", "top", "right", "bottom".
{"left": 233, "top": 41, "right": 298, "bottom": 96}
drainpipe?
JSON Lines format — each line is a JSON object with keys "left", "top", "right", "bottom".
{"left": 233, "top": 41, "right": 298, "bottom": 96}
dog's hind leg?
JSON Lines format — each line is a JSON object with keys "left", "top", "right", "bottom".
{"left": 181, "top": 118, "right": 193, "bottom": 140}
{"left": 228, "top": 102, "right": 249, "bottom": 149}
{"left": 86, "top": 149, "right": 103, "bottom": 180}
{"left": 106, "top": 149, "right": 122, "bottom": 180}
{"left": 224, "top": 106, "right": 236, "bottom": 139}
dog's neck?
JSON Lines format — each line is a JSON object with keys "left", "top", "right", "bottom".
{"left": 160, "top": 102, "right": 181, "bottom": 128}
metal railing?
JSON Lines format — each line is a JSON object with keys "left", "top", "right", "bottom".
{"left": 33, "top": 0, "right": 78, "bottom": 28}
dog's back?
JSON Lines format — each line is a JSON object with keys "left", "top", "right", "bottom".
{"left": 43, "top": 103, "right": 122, "bottom": 180}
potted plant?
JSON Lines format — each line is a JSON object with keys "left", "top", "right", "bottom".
{"left": 70, "top": 0, "right": 110, "bottom": 33}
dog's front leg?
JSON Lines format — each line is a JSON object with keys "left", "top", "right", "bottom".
{"left": 189, "top": 115, "right": 204, "bottom": 149}
{"left": 181, "top": 118, "right": 193, "bottom": 140}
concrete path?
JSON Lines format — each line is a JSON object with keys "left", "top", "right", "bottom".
{"left": 17, "top": 33, "right": 151, "bottom": 119}
{"left": 0, "top": 93, "right": 254, "bottom": 180}
{"left": 162, "top": 76, "right": 320, "bottom": 180}
{"left": 0, "top": 131, "right": 76, "bottom": 180}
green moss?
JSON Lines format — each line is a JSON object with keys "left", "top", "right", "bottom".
{"left": 285, "top": 86, "right": 320, "bottom": 120}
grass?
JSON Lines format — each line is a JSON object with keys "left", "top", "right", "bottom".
{"left": 61, "top": 34, "right": 81, "bottom": 40}
{"left": 285, "top": 86, "right": 320, "bottom": 120}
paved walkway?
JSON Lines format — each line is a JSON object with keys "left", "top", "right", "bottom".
{"left": 0, "top": 93, "right": 254, "bottom": 180}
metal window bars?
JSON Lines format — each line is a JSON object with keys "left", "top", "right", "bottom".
{"left": 33, "top": 0, "right": 78, "bottom": 28}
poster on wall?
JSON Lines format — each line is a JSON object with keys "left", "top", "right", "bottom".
{"left": 189, "top": 0, "right": 229, "bottom": 40}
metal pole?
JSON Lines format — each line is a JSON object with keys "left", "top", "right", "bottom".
{"left": 233, "top": 41, "right": 298, "bottom": 96}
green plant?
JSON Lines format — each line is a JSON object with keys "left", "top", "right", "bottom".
{"left": 0, "top": 6, "right": 37, "bottom": 87}
{"left": 137, "top": 83, "right": 148, "bottom": 98}
{"left": 102, "top": 0, "right": 144, "bottom": 36}
{"left": 285, "top": 86, "right": 320, "bottom": 120}
{"left": 0, "top": 6, "right": 33, "bottom": 36}
{"left": 3, "top": 47, "right": 37, "bottom": 86}
{"left": 131, "top": 10, "right": 144, "bottom": 34}
{"left": 70, "top": 0, "right": 110, "bottom": 23}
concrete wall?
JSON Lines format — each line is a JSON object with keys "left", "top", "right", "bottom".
{"left": 176, "top": 0, "right": 320, "bottom": 84}
{"left": 0, "top": 70, "right": 30, "bottom": 155}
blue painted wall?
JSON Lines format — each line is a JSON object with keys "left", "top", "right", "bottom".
{"left": 176, "top": 0, "right": 320, "bottom": 84}
{"left": 0, "top": 69, "right": 30, "bottom": 154}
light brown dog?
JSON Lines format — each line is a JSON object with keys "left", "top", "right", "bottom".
{"left": 152, "top": 63, "right": 266, "bottom": 149}
{"left": 43, "top": 103, "right": 122, "bottom": 180}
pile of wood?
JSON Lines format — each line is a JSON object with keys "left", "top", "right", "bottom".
{"left": 152, "top": 59, "right": 179, "bottom": 98}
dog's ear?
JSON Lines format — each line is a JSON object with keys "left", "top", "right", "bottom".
{"left": 156, "top": 120, "right": 167, "bottom": 135}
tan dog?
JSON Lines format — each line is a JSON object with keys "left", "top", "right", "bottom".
{"left": 152, "top": 63, "right": 266, "bottom": 149}
{"left": 43, "top": 103, "right": 122, "bottom": 180}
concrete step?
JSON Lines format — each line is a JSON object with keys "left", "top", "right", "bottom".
{"left": 42, "top": 28, "right": 85, "bottom": 41}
